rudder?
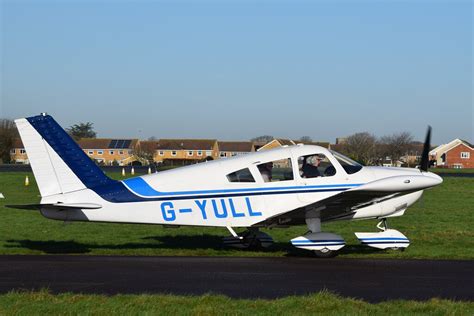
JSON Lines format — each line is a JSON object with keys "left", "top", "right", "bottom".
{"left": 15, "top": 114, "right": 114, "bottom": 197}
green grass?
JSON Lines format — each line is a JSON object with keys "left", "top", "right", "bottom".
{"left": 0, "top": 290, "right": 472, "bottom": 315}
{"left": 0, "top": 172, "right": 473, "bottom": 259}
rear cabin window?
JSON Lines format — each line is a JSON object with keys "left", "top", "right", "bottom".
{"left": 227, "top": 168, "right": 255, "bottom": 183}
{"left": 257, "top": 158, "right": 294, "bottom": 182}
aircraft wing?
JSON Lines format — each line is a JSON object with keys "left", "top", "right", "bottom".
{"left": 260, "top": 175, "right": 440, "bottom": 225}
{"left": 6, "top": 203, "right": 102, "bottom": 211}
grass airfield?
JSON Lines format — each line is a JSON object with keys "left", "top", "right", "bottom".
{"left": 1, "top": 290, "right": 473, "bottom": 315}
{"left": 0, "top": 172, "right": 472, "bottom": 259}
{"left": 0, "top": 171, "right": 473, "bottom": 314}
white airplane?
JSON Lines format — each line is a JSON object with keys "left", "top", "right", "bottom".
{"left": 11, "top": 113, "right": 442, "bottom": 257}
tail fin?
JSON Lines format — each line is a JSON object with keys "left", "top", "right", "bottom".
{"left": 15, "top": 114, "right": 114, "bottom": 197}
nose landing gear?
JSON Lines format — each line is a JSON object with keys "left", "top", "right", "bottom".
{"left": 355, "top": 218, "right": 410, "bottom": 250}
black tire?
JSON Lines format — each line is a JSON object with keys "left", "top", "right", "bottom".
{"left": 313, "top": 249, "right": 338, "bottom": 258}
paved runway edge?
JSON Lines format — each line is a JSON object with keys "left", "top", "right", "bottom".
{"left": 0, "top": 255, "right": 472, "bottom": 302}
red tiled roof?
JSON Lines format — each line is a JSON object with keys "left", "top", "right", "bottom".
{"left": 276, "top": 139, "right": 296, "bottom": 146}
{"left": 218, "top": 141, "right": 254, "bottom": 152}
{"left": 157, "top": 139, "right": 217, "bottom": 150}
{"left": 12, "top": 138, "right": 24, "bottom": 148}
{"left": 77, "top": 138, "right": 138, "bottom": 149}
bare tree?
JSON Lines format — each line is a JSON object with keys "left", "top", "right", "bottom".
{"left": 379, "top": 132, "right": 414, "bottom": 166}
{"left": 340, "top": 132, "right": 377, "bottom": 165}
{"left": 0, "top": 119, "right": 18, "bottom": 163}
{"left": 251, "top": 135, "right": 274, "bottom": 143}
{"left": 135, "top": 141, "right": 157, "bottom": 167}
{"left": 299, "top": 136, "right": 312, "bottom": 142}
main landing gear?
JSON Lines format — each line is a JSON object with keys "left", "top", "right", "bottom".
{"left": 355, "top": 218, "right": 410, "bottom": 250}
{"left": 222, "top": 227, "right": 274, "bottom": 249}
{"left": 290, "top": 215, "right": 345, "bottom": 258}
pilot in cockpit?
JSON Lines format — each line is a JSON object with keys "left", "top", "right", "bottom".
{"left": 301, "top": 155, "right": 322, "bottom": 178}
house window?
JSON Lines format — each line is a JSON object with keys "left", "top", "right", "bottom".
{"left": 119, "top": 151, "right": 124, "bottom": 155}
{"left": 171, "top": 151, "right": 177, "bottom": 156}
{"left": 461, "top": 152, "right": 470, "bottom": 159}
{"left": 88, "top": 151, "right": 94, "bottom": 155}
{"left": 159, "top": 151, "right": 164, "bottom": 156}
{"left": 20, "top": 149, "right": 26, "bottom": 154}
{"left": 206, "top": 151, "right": 212, "bottom": 156}
{"left": 187, "top": 151, "right": 193, "bottom": 156}
{"left": 97, "top": 151, "right": 103, "bottom": 155}
{"left": 220, "top": 152, "right": 227, "bottom": 158}
{"left": 10, "top": 149, "right": 16, "bottom": 154}
{"left": 109, "top": 150, "right": 114, "bottom": 155}
{"left": 197, "top": 151, "right": 203, "bottom": 156}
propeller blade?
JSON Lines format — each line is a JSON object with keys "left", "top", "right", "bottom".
{"left": 420, "top": 126, "right": 432, "bottom": 172}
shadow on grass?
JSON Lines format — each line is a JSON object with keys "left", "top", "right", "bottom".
{"left": 5, "top": 235, "right": 384, "bottom": 257}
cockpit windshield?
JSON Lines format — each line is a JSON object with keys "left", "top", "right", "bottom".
{"left": 330, "top": 150, "right": 363, "bottom": 174}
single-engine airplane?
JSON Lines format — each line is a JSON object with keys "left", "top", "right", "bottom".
{"left": 11, "top": 113, "right": 442, "bottom": 257}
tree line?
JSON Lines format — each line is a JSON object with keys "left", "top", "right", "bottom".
{"left": 1, "top": 117, "right": 421, "bottom": 166}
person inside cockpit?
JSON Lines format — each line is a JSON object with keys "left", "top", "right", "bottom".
{"left": 301, "top": 155, "right": 322, "bottom": 178}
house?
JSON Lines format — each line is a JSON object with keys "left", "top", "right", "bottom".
{"left": 293, "top": 140, "right": 331, "bottom": 149}
{"left": 217, "top": 141, "right": 255, "bottom": 158}
{"left": 155, "top": 139, "right": 219, "bottom": 165}
{"left": 257, "top": 139, "right": 296, "bottom": 151}
{"left": 429, "top": 139, "right": 474, "bottom": 169}
{"left": 9, "top": 139, "right": 28, "bottom": 164}
{"left": 77, "top": 138, "right": 140, "bottom": 166}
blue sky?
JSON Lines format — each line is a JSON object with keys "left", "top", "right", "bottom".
{"left": 1, "top": 0, "right": 472, "bottom": 145}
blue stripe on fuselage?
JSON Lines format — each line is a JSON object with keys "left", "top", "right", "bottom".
{"left": 122, "top": 176, "right": 363, "bottom": 198}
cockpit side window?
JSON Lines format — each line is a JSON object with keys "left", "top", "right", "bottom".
{"left": 226, "top": 168, "right": 255, "bottom": 183}
{"left": 257, "top": 158, "right": 294, "bottom": 182}
{"left": 330, "top": 150, "right": 363, "bottom": 174}
{"left": 298, "top": 154, "right": 336, "bottom": 178}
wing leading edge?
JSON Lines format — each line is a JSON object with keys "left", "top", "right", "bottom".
{"left": 259, "top": 174, "right": 442, "bottom": 226}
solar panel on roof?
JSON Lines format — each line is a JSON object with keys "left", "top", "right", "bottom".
{"left": 109, "top": 140, "right": 119, "bottom": 149}
{"left": 106, "top": 139, "right": 132, "bottom": 149}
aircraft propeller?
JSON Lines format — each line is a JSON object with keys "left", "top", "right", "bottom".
{"left": 419, "top": 126, "right": 432, "bottom": 172}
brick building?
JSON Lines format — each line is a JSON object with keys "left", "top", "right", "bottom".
{"left": 154, "top": 139, "right": 219, "bottom": 165}
{"left": 77, "top": 138, "right": 140, "bottom": 166}
{"left": 217, "top": 141, "right": 255, "bottom": 158}
{"left": 429, "top": 139, "right": 473, "bottom": 169}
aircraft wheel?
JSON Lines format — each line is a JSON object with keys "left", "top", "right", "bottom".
{"left": 313, "top": 248, "right": 338, "bottom": 258}
{"left": 243, "top": 237, "right": 262, "bottom": 249}
{"left": 390, "top": 247, "right": 405, "bottom": 252}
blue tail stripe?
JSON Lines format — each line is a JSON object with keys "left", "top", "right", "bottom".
{"left": 27, "top": 115, "right": 114, "bottom": 189}
{"left": 26, "top": 115, "right": 140, "bottom": 203}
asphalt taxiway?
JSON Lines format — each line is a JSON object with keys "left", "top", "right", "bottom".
{"left": 0, "top": 256, "right": 472, "bottom": 302}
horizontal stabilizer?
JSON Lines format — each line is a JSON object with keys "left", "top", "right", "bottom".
{"left": 7, "top": 203, "right": 102, "bottom": 210}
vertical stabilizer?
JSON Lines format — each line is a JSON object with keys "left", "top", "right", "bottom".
{"left": 15, "top": 114, "right": 114, "bottom": 197}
